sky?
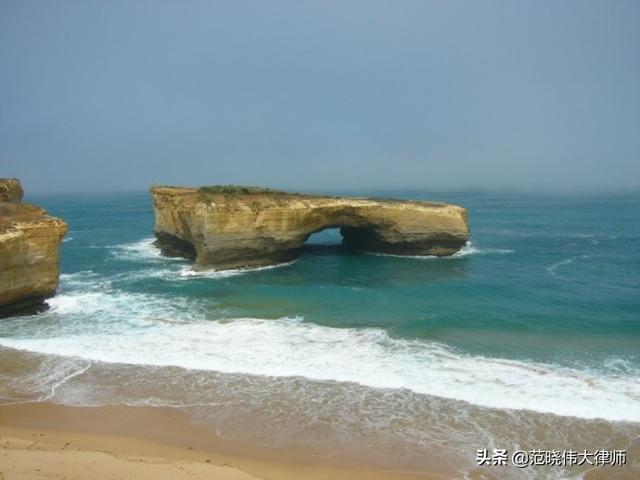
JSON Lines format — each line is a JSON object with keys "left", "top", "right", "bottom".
{"left": 1, "top": 0, "right": 639, "bottom": 194}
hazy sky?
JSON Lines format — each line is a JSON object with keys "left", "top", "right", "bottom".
{"left": 1, "top": 0, "right": 639, "bottom": 194}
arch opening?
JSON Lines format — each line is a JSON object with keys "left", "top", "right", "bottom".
{"left": 301, "top": 224, "right": 386, "bottom": 256}
{"left": 304, "top": 227, "right": 342, "bottom": 246}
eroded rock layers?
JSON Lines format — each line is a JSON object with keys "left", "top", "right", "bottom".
{"left": 151, "top": 186, "right": 469, "bottom": 271}
{"left": 0, "top": 179, "right": 67, "bottom": 316}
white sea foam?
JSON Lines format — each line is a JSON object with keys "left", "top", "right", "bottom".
{"left": 547, "top": 257, "right": 575, "bottom": 276}
{"left": 2, "top": 302, "right": 638, "bottom": 422}
{"left": 46, "top": 289, "right": 204, "bottom": 323}
{"left": 110, "top": 238, "right": 510, "bottom": 281}
{"left": 60, "top": 271, "right": 99, "bottom": 284}
{"left": 546, "top": 255, "right": 590, "bottom": 276}
{"left": 58, "top": 271, "right": 113, "bottom": 293}
{"left": 110, "top": 237, "right": 184, "bottom": 262}
{"left": 0, "top": 354, "right": 92, "bottom": 405}
{"left": 177, "top": 259, "right": 298, "bottom": 278}
{"left": 109, "top": 238, "right": 297, "bottom": 279}
{"left": 4, "top": 239, "right": 636, "bottom": 423}
{"left": 115, "top": 237, "right": 513, "bottom": 267}
{"left": 369, "top": 241, "right": 514, "bottom": 259}
{"left": 449, "top": 242, "right": 514, "bottom": 257}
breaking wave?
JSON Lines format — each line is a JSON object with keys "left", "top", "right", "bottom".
{"left": 369, "top": 241, "right": 514, "bottom": 259}
{"left": 1, "top": 289, "right": 638, "bottom": 423}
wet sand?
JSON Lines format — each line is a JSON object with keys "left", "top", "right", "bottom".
{"left": 0, "top": 402, "right": 447, "bottom": 480}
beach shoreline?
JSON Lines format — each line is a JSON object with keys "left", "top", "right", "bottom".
{"left": 0, "top": 402, "right": 448, "bottom": 480}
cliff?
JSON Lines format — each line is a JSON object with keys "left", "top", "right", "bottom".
{"left": 151, "top": 186, "right": 469, "bottom": 270}
{"left": 0, "top": 179, "right": 67, "bottom": 316}
{"left": 0, "top": 178, "right": 23, "bottom": 203}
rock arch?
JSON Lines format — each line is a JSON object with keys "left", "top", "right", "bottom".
{"left": 151, "top": 186, "right": 470, "bottom": 270}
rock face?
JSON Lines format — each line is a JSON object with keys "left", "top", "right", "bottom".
{"left": 0, "top": 179, "right": 67, "bottom": 317}
{"left": 151, "top": 186, "right": 469, "bottom": 270}
{"left": 0, "top": 178, "right": 23, "bottom": 203}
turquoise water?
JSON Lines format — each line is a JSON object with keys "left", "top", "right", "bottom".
{"left": 25, "top": 191, "right": 640, "bottom": 361}
{"left": 0, "top": 190, "right": 639, "bottom": 477}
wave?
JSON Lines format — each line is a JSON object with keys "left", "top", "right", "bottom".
{"left": 177, "top": 259, "right": 298, "bottom": 278}
{"left": 113, "top": 238, "right": 513, "bottom": 270}
{"left": 108, "top": 238, "right": 298, "bottom": 279}
{"left": 369, "top": 241, "right": 514, "bottom": 259}
{"left": 0, "top": 354, "right": 92, "bottom": 405}
{"left": 546, "top": 255, "right": 590, "bottom": 276}
{"left": 452, "top": 242, "right": 515, "bottom": 257}
{"left": 1, "top": 300, "right": 638, "bottom": 422}
{"left": 7, "top": 238, "right": 633, "bottom": 424}
{"left": 5, "top": 349, "right": 635, "bottom": 480}
{"left": 109, "top": 237, "right": 185, "bottom": 263}
{"left": 60, "top": 263, "right": 295, "bottom": 288}
{"left": 44, "top": 288, "right": 205, "bottom": 323}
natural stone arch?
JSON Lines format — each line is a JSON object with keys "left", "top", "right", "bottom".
{"left": 151, "top": 186, "right": 470, "bottom": 271}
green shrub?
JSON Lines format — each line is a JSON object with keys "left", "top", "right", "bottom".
{"left": 198, "top": 185, "right": 291, "bottom": 195}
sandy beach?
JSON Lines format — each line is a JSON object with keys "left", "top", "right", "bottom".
{"left": 0, "top": 402, "right": 446, "bottom": 480}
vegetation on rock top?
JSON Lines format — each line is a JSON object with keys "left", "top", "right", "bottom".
{"left": 197, "top": 185, "right": 291, "bottom": 195}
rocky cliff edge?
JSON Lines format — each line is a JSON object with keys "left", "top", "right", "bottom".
{"left": 0, "top": 179, "right": 67, "bottom": 316}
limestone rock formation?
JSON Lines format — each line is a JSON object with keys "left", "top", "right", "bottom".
{"left": 0, "top": 179, "right": 67, "bottom": 317}
{"left": 0, "top": 178, "right": 23, "bottom": 203}
{"left": 152, "top": 185, "right": 470, "bottom": 271}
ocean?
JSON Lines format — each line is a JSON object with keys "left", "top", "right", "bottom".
{"left": 1, "top": 190, "right": 639, "bottom": 479}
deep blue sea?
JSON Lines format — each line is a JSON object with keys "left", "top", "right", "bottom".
{"left": 1, "top": 190, "right": 639, "bottom": 478}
